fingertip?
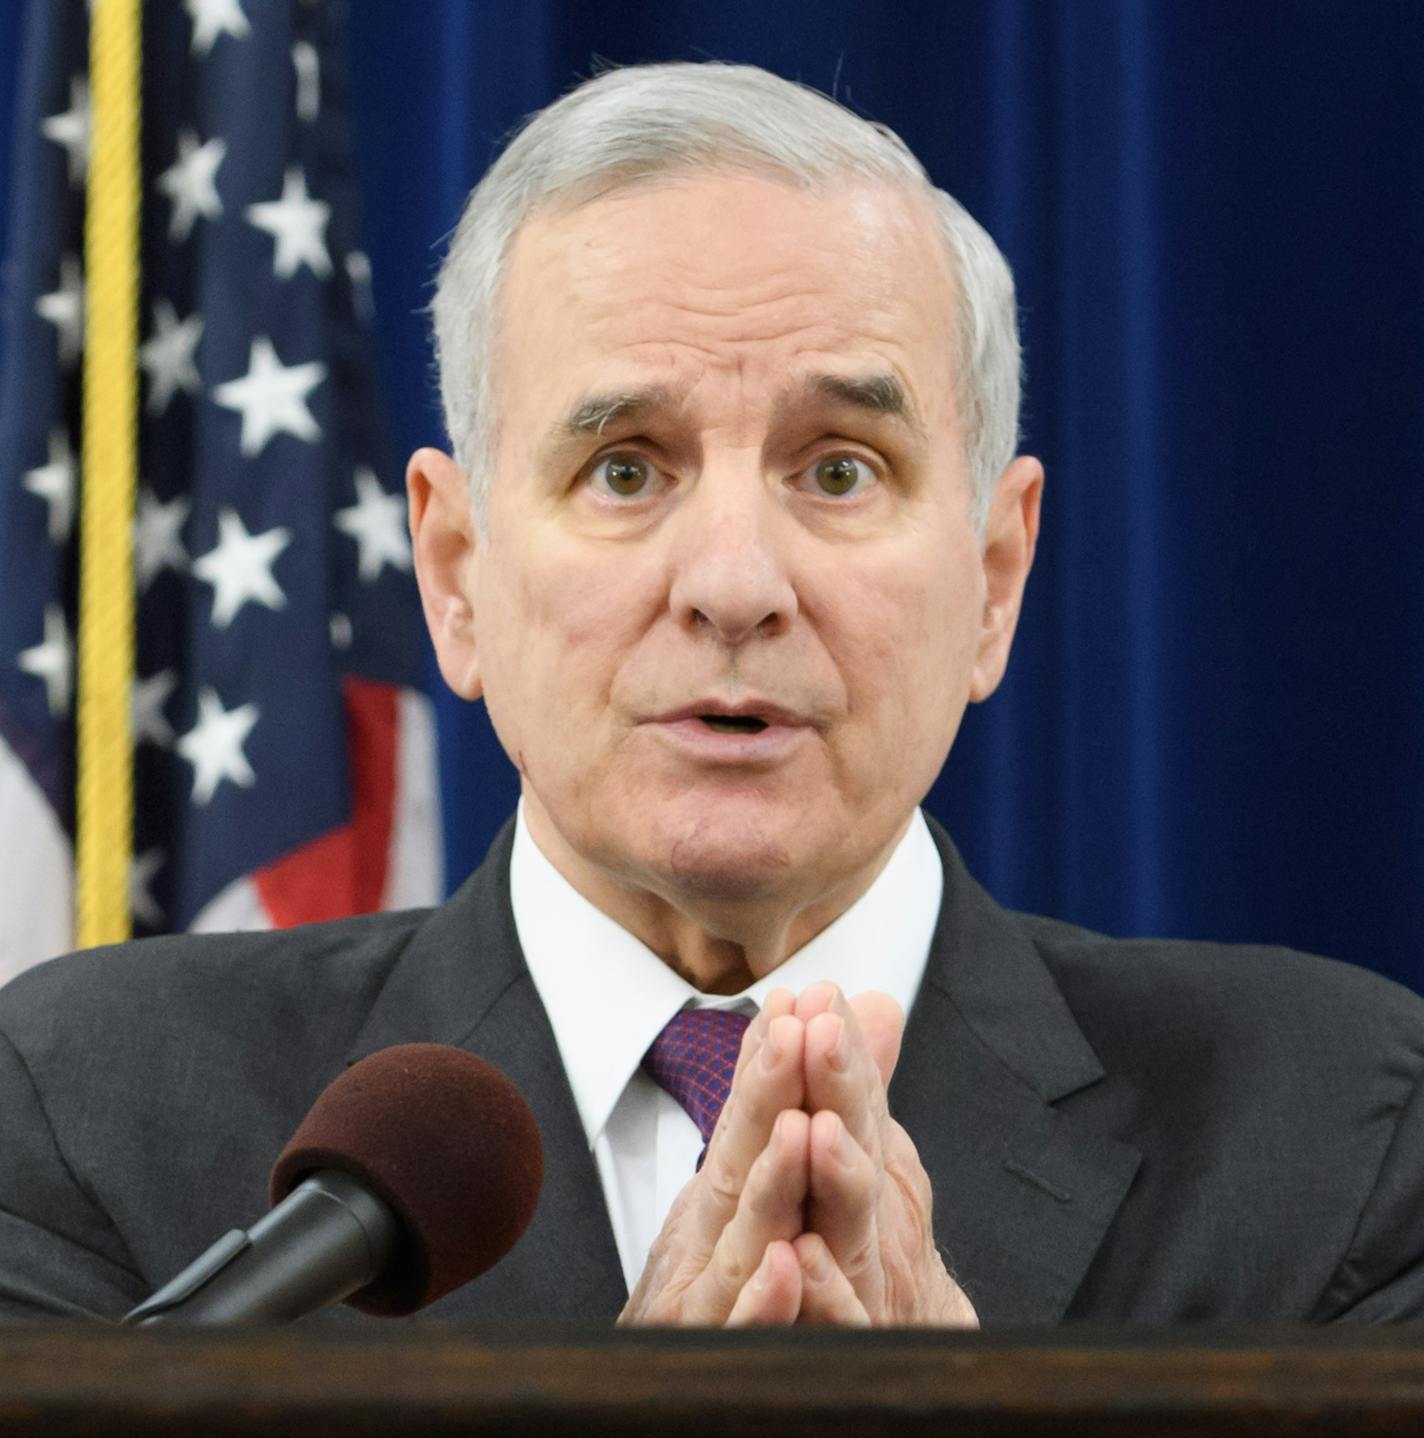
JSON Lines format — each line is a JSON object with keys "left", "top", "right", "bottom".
{"left": 762, "top": 1013, "right": 803, "bottom": 1072}
{"left": 762, "top": 1236, "right": 799, "bottom": 1275}
{"left": 807, "top": 1111, "right": 867, "bottom": 1209}
{"left": 808, "top": 1108, "right": 849, "bottom": 1165}
{"left": 727, "top": 1241, "right": 802, "bottom": 1327}
{"left": 762, "top": 1240, "right": 803, "bottom": 1317}
{"left": 793, "top": 1230, "right": 833, "bottom": 1281}
{"left": 763, "top": 988, "right": 797, "bottom": 1019}
{"left": 773, "top": 1104, "right": 812, "bottom": 1156}
{"left": 791, "top": 1231, "right": 872, "bottom": 1328}
{"left": 805, "top": 1011, "right": 849, "bottom": 1073}
{"left": 795, "top": 980, "right": 842, "bottom": 1022}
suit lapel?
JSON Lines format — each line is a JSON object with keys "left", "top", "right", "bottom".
{"left": 894, "top": 821, "right": 1142, "bottom": 1325}
{"left": 344, "top": 820, "right": 626, "bottom": 1321}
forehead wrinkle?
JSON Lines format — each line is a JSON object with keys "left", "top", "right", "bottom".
{"left": 631, "top": 283, "right": 833, "bottom": 326}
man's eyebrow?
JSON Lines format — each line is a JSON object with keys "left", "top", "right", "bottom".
{"left": 805, "top": 371, "right": 909, "bottom": 417}
{"left": 809, "top": 371, "right": 914, "bottom": 421}
{"left": 560, "top": 385, "right": 680, "bottom": 438}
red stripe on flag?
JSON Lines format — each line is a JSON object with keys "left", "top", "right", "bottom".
{"left": 253, "top": 676, "right": 398, "bottom": 926}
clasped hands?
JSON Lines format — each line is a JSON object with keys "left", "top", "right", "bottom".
{"left": 620, "top": 981, "right": 978, "bottom": 1327}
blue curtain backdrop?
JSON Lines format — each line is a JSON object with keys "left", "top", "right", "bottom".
{"left": 3, "top": 1, "right": 1421, "bottom": 989}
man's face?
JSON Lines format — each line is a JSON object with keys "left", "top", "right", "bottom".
{"left": 420, "top": 172, "right": 1038, "bottom": 925}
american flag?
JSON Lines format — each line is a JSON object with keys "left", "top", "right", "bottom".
{"left": 0, "top": 0, "right": 439, "bottom": 983}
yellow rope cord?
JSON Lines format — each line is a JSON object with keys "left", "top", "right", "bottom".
{"left": 77, "top": 0, "right": 142, "bottom": 948}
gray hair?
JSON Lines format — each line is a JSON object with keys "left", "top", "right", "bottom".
{"left": 431, "top": 62, "right": 1022, "bottom": 533}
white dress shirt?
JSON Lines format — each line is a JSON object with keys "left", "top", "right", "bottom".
{"left": 510, "top": 805, "right": 943, "bottom": 1294}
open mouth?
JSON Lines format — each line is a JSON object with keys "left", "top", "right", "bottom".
{"left": 698, "top": 714, "right": 769, "bottom": 734}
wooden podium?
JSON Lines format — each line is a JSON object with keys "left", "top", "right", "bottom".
{"left": 4, "top": 1325, "right": 1424, "bottom": 1435}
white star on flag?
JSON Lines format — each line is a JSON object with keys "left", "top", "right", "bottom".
{"left": 157, "top": 129, "right": 226, "bottom": 241}
{"left": 335, "top": 467, "right": 412, "bottom": 581}
{"left": 186, "top": 0, "right": 251, "bottom": 58}
{"left": 24, "top": 429, "right": 76, "bottom": 544}
{"left": 246, "top": 166, "right": 332, "bottom": 280}
{"left": 212, "top": 335, "right": 326, "bottom": 456}
{"left": 40, "top": 74, "right": 89, "bottom": 185}
{"left": 35, "top": 253, "right": 83, "bottom": 366}
{"left": 140, "top": 299, "right": 204, "bottom": 415}
{"left": 130, "top": 849, "right": 166, "bottom": 928}
{"left": 192, "top": 506, "right": 293, "bottom": 628}
{"left": 132, "top": 669, "right": 179, "bottom": 748}
{"left": 176, "top": 687, "right": 259, "bottom": 806}
{"left": 18, "top": 604, "right": 71, "bottom": 718}
{"left": 134, "top": 489, "right": 191, "bottom": 590}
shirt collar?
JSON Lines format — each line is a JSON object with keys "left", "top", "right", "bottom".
{"left": 510, "top": 804, "right": 942, "bottom": 1148}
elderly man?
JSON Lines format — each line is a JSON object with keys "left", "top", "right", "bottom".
{"left": 2, "top": 63, "right": 1423, "bottom": 1326}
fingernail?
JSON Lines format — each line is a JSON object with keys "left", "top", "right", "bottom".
{"left": 834, "top": 1121, "right": 857, "bottom": 1170}
{"left": 763, "top": 1016, "right": 793, "bottom": 1072}
{"left": 761, "top": 1027, "right": 780, "bottom": 1073}
{"left": 826, "top": 1016, "right": 849, "bottom": 1073}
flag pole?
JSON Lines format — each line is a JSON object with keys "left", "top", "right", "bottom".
{"left": 77, "top": 0, "right": 142, "bottom": 948}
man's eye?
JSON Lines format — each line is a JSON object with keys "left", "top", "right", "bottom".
{"left": 590, "top": 454, "right": 655, "bottom": 498}
{"left": 807, "top": 454, "right": 875, "bottom": 497}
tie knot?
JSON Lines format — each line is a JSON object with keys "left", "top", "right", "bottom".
{"left": 642, "top": 1007, "right": 752, "bottom": 1151}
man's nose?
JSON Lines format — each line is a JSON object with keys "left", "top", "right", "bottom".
{"left": 667, "top": 481, "right": 798, "bottom": 645}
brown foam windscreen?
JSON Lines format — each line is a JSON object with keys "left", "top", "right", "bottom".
{"left": 269, "top": 1043, "right": 543, "bottom": 1315}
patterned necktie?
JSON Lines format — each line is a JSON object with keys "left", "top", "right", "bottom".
{"left": 642, "top": 1007, "right": 752, "bottom": 1157}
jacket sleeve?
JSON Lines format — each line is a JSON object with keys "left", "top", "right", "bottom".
{"left": 0, "top": 1023, "right": 145, "bottom": 1320}
{"left": 1319, "top": 1047, "right": 1424, "bottom": 1322}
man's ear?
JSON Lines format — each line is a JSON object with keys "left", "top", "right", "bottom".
{"left": 969, "top": 454, "right": 1044, "bottom": 703}
{"left": 407, "top": 446, "right": 483, "bottom": 701}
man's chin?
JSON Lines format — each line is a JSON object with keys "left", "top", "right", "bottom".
{"left": 645, "top": 813, "right": 802, "bottom": 904}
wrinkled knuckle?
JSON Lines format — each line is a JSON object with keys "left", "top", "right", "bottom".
{"left": 704, "top": 1160, "right": 745, "bottom": 1208}
{"left": 887, "top": 1162, "right": 929, "bottom": 1221}
{"left": 720, "top": 1250, "right": 756, "bottom": 1291}
{"left": 841, "top": 1233, "right": 879, "bottom": 1279}
{"left": 738, "top": 1086, "right": 778, "bottom": 1131}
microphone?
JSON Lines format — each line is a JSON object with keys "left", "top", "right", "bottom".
{"left": 123, "top": 1043, "right": 543, "bottom": 1325}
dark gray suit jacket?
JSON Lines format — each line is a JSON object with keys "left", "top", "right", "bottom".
{"left": 3, "top": 818, "right": 1424, "bottom": 1324}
